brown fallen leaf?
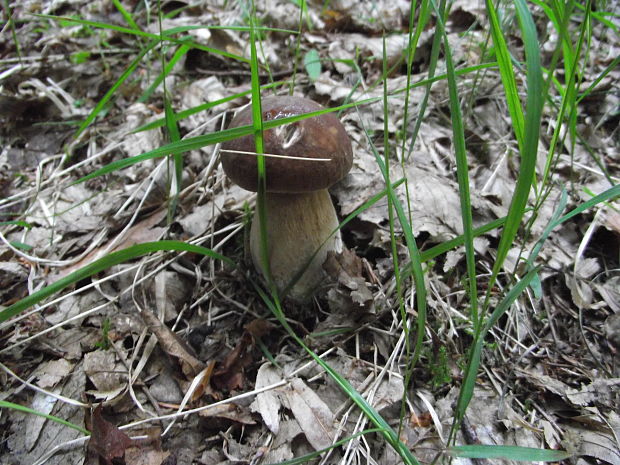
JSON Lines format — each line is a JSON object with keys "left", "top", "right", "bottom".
{"left": 87, "top": 404, "right": 133, "bottom": 465}
{"left": 211, "top": 331, "right": 255, "bottom": 392}
{"left": 197, "top": 402, "right": 256, "bottom": 426}
{"left": 140, "top": 308, "right": 205, "bottom": 379}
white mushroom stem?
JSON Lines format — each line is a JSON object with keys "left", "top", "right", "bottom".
{"left": 250, "top": 190, "right": 343, "bottom": 301}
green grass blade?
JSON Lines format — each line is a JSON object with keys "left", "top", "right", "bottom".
{"left": 248, "top": 2, "right": 274, "bottom": 297}
{"left": 439, "top": 7, "right": 478, "bottom": 326}
{"left": 139, "top": 43, "right": 190, "bottom": 103}
{"left": 74, "top": 39, "right": 159, "bottom": 139}
{"left": 455, "top": 266, "right": 540, "bottom": 424}
{"left": 486, "top": 0, "right": 544, "bottom": 303}
{"left": 448, "top": 445, "right": 571, "bottom": 461}
{"left": 485, "top": 0, "right": 525, "bottom": 148}
{"left": 0, "top": 400, "right": 90, "bottom": 436}
{"left": 112, "top": 0, "right": 140, "bottom": 30}
{"left": 0, "top": 241, "right": 232, "bottom": 322}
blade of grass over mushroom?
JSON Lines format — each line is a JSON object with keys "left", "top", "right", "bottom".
{"left": 448, "top": 445, "right": 571, "bottom": 462}
{"left": 0, "top": 401, "right": 90, "bottom": 436}
{"left": 73, "top": 98, "right": 379, "bottom": 185}
{"left": 133, "top": 80, "right": 288, "bottom": 133}
{"left": 252, "top": 283, "right": 421, "bottom": 465}
{"left": 0, "top": 241, "right": 231, "bottom": 322}
{"left": 439, "top": 6, "right": 479, "bottom": 327}
{"left": 484, "top": 0, "right": 543, "bottom": 308}
{"left": 73, "top": 38, "right": 159, "bottom": 139}
{"left": 248, "top": 3, "right": 274, "bottom": 299}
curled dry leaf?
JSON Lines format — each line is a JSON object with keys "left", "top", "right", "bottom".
{"left": 211, "top": 331, "right": 254, "bottom": 392}
{"left": 140, "top": 308, "right": 205, "bottom": 379}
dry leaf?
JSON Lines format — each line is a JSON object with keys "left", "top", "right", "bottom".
{"left": 211, "top": 331, "right": 254, "bottom": 391}
{"left": 88, "top": 405, "right": 133, "bottom": 465}
{"left": 251, "top": 363, "right": 284, "bottom": 434}
{"left": 198, "top": 402, "right": 256, "bottom": 425}
{"left": 140, "top": 308, "right": 205, "bottom": 379}
{"left": 284, "top": 377, "right": 336, "bottom": 451}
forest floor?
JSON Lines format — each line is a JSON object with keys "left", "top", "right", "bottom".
{"left": 0, "top": 1, "right": 619, "bottom": 464}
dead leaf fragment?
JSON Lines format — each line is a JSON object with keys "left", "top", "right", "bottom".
{"left": 198, "top": 402, "right": 256, "bottom": 425}
{"left": 35, "top": 358, "right": 74, "bottom": 389}
{"left": 284, "top": 377, "right": 336, "bottom": 451}
{"left": 251, "top": 362, "right": 284, "bottom": 434}
{"left": 211, "top": 332, "right": 254, "bottom": 391}
{"left": 140, "top": 308, "right": 205, "bottom": 379}
{"left": 88, "top": 405, "right": 132, "bottom": 465}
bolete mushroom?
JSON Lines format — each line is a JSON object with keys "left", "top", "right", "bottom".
{"left": 221, "top": 95, "right": 352, "bottom": 301}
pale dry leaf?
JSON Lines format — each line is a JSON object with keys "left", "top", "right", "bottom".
{"left": 55, "top": 208, "right": 167, "bottom": 280}
{"left": 566, "top": 378, "right": 620, "bottom": 408}
{"left": 250, "top": 362, "right": 283, "bottom": 434}
{"left": 119, "top": 103, "right": 163, "bottom": 158}
{"left": 198, "top": 403, "right": 256, "bottom": 425}
{"left": 125, "top": 447, "right": 170, "bottom": 465}
{"left": 84, "top": 349, "right": 127, "bottom": 398}
{"left": 25, "top": 390, "right": 58, "bottom": 451}
{"left": 35, "top": 358, "right": 74, "bottom": 389}
{"left": 371, "top": 375, "right": 404, "bottom": 412}
{"left": 515, "top": 367, "right": 571, "bottom": 398}
{"left": 284, "top": 377, "right": 336, "bottom": 451}
{"left": 6, "top": 363, "right": 85, "bottom": 465}
{"left": 563, "top": 425, "right": 620, "bottom": 465}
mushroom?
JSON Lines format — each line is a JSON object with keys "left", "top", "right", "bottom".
{"left": 221, "top": 95, "right": 353, "bottom": 301}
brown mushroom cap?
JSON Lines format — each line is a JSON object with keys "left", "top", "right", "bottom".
{"left": 221, "top": 96, "right": 352, "bottom": 193}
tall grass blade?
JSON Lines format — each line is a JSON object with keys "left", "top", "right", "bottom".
{"left": 485, "top": 0, "right": 543, "bottom": 304}
{"left": 448, "top": 444, "right": 570, "bottom": 461}
{"left": 485, "top": 0, "right": 525, "bottom": 147}
{"left": 74, "top": 39, "right": 159, "bottom": 139}
{"left": 0, "top": 241, "right": 231, "bottom": 322}
{"left": 439, "top": 6, "right": 479, "bottom": 326}
{"left": 0, "top": 400, "right": 90, "bottom": 436}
